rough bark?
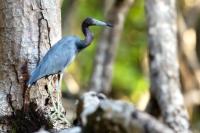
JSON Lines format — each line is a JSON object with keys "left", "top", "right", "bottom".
{"left": 145, "top": 0, "right": 190, "bottom": 132}
{"left": 89, "top": 0, "right": 134, "bottom": 94}
{"left": 0, "top": 0, "right": 68, "bottom": 132}
{"left": 75, "top": 91, "right": 174, "bottom": 133}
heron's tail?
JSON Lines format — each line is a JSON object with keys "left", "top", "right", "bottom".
{"left": 26, "top": 67, "right": 41, "bottom": 87}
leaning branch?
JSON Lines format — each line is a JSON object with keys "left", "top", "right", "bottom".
{"left": 76, "top": 91, "right": 174, "bottom": 133}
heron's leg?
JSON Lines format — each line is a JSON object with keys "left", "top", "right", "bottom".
{"left": 56, "top": 73, "right": 66, "bottom": 119}
{"left": 56, "top": 73, "right": 63, "bottom": 89}
{"left": 48, "top": 74, "right": 70, "bottom": 125}
{"left": 57, "top": 73, "right": 70, "bottom": 124}
{"left": 48, "top": 80, "right": 63, "bottom": 119}
{"left": 47, "top": 75, "right": 60, "bottom": 114}
{"left": 57, "top": 73, "right": 63, "bottom": 111}
{"left": 47, "top": 81, "right": 56, "bottom": 115}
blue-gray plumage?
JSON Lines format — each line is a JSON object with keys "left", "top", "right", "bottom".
{"left": 27, "top": 17, "right": 112, "bottom": 86}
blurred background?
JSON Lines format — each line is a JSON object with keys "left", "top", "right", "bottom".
{"left": 60, "top": 0, "right": 200, "bottom": 131}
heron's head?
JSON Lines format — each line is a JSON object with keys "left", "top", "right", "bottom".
{"left": 82, "top": 17, "right": 113, "bottom": 28}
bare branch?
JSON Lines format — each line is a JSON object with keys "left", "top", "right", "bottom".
{"left": 76, "top": 91, "right": 174, "bottom": 133}
{"left": 89, "top": 0, "right": 134, "bottom": 94}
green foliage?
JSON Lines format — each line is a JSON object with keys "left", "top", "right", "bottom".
{"left": 112, "top": 0, "right": 149, "bottom": 101}
{"left": 61, "top": 0, "right": 149, "bottom": 102}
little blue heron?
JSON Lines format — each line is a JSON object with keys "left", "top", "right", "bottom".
{"left": 25, "top": 17, "right": 112, "bottom": 123}
{"left": 27, "top": 17, "right": 112, "bottom": 86}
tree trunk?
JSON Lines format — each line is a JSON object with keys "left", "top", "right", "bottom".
{"left": 89, "top": 0, "right": 134, "bottom": 94}
{"left": 61, "top": 0, "right": 78, "bottom": 35}
{"left": 0, "top": 0, "right": 68, "bottom": 132}
{"left": 145, "top": 0, "right": 190, "bottom": 132}
{"left": 196, "top": 17, "right": 200, "bottom": 64}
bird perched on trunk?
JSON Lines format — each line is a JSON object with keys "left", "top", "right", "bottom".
{"left": 27, "top": 17, "right": 112, "bottom": 87}
{"left": 24, "top": 17, "right": 112, "bottom": 124}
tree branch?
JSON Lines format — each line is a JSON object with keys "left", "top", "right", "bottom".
{"left": 76, "top": 91, "right": 174, "bottom": 133}
{"left": 89, "top": 0, "right": 134, "bottom": 94}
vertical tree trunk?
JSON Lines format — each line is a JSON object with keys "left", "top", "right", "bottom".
{"left": 0, "top": 0, "right": 68, "bottom": 132}
{"left": 61, "top": 0, "right": 78, "bottom": 35}
{"left": 196, "top": 18, "right": 200, "bottom": 63}
{"left": 145, "top": 0, "right": 190, "bottom": 132}
{"left": 89, "top": 0, "right": 134, "bottom": 94}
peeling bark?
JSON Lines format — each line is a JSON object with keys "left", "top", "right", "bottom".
{"left": 89, "top": 0, "right": 134, "bottom": 94}
{"left": 145, "top": 0, "right": 191, "bottom": 132}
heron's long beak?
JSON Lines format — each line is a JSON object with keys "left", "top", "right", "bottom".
{"left": 92, "top": 18, "right": 113, "bottom": 27}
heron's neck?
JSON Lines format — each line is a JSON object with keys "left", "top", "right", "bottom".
{"left": 82, "top": 26, "right": 93, "bottom": 47}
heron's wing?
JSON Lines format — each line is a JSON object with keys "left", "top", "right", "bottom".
{"left": 28, "top": 37, "right": 77, "bottom": 85}
{"left": 37, "top": 43, "right": 76, "bottom": 77}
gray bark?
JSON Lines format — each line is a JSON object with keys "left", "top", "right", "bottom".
{"left": 0, "top": 0, "right": 68, "bottom": 132}
{"left": 145, "top": 0, "right": 190, "bottom": 132}
{"left": 89, "top": 0, "right": 134, "bottom": 94}
{"left": 76, "top": 91, "right": 174, "bottom": 133}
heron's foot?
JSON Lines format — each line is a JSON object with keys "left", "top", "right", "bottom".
{"left": 47, "top": 82, "right": 71, "bottom": 127}
{"left": 50, "top": 99, "right": 70, "bottom": 126}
